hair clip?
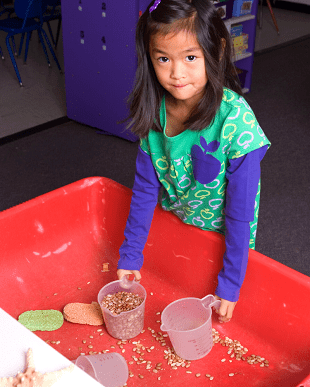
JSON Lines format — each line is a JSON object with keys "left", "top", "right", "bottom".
{"left": 150, "top": 0, "right": 161, "bottom": 12}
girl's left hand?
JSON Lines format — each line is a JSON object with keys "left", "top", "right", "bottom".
{"left": 214, "top": 295, "right": 237, "bottom": 323}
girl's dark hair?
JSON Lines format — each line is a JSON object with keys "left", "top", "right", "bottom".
{"left": 119, "top": 0, "right": 243, "bottom": 138}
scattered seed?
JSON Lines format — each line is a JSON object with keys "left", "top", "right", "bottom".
{"left": 186, "top": 371, "right": 192, "bottom": 374}
{"left": 229, "top": 373, "right": 235, "bottom": 377}
{"left": 88, "top": 345, "right": 93, "bottom": 349}
{"left": 212, "top": 328, "right": 269, "bottom": 369}
{"left": 138, "top": 375, "right": 144, "bottom": 379}
{"left": 102, "top": 263, "right": 109, "bottom": 272}
{"left": 196, "top": 373, "right": 201, "bottom": 377}
{"left": 82, "top": 340, "right": 87, "bottom": 344}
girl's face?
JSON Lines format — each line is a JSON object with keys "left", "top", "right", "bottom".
{"left": 149, "top": 29, "right": 207, "bottom": 110}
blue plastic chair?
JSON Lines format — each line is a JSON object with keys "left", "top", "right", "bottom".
{"left": 0, "top": 0, "right": 62, "bottom": 86}
{"left": 44, "top": 0, "right": 61, "bottom": 49}
{"left": 18, "top": 0, "right": 61, "bottom": 59}
{"left": 0, "top": 1, "right": 15, "bottom": 18}
{"left": 0, "top": 1, "right": 18, "bottom": 57}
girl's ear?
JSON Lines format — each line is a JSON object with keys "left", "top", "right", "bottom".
{"left": 220, "top": 38, "right": 226, "bottom": 61}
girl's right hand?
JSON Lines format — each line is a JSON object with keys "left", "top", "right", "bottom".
{"left": 214, "top": 295, "right": 236, "bottom": 323}
{"left": 117, "top": 269, "right": 141, "bottom": 282}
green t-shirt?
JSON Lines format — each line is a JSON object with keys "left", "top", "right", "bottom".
{"left": 140, "top": 88, "right": 271, "bottom": 249}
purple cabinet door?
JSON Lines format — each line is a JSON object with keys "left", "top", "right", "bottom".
{"left": 62, "top": 0, "right": 139, "bottom": 141}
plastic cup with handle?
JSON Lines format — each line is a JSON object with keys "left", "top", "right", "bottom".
{"left": 98, "top": 276, "right": 146, "bottom": 340}
{"left": 160, "top": 294, "right": 221, "bottom": 360}
{"left": 74, "top": 352, "right": 128, "bottom": 387}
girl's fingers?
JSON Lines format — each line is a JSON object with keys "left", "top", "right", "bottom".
{"left": 132, "top": 270, "right": 142, "bottom": 281}
{"left": 214, "top": 296, "right": 236, "bottom": 322}
{"left": 117, "top": 269, "right": 130, "bottom": 280}
{"left": 117, "top": 269, "right": 142, "bottom": 282}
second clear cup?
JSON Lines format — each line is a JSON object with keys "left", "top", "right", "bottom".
{"left": 74, "top": 352, "right": 128, "bottom": 387}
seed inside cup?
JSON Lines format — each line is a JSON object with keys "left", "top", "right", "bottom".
{"left": 101, "top": 292, "right": 144, "bottom": 315}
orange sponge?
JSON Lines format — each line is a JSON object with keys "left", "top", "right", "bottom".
{"left": 63, "top": 301, "right": 103, "bottom": 326}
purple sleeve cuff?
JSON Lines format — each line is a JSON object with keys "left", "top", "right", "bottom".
{"left": 215, "top": 145, "right": 268, "bottom": 301}
{"left": 118, "top": 146, "right": 161, "bottom": 271}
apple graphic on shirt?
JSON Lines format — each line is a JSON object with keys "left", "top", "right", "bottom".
{"left": 191, "top": 137, "right": 221, "bottom": 184}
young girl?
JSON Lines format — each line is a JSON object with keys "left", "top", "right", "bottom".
{"left": 117, "top": 0, "right": 270, "bottom": 322}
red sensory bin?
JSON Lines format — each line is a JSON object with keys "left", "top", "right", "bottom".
{"left": 0, "top": 177, "right": 309, "bottom": 386}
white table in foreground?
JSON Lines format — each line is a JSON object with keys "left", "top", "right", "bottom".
{"left": 0, "top": 308, "right": 102, "bottom": 386}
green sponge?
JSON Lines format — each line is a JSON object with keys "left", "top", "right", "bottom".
{"left": 18, "top": 309, "right": 64, "bottom": 331}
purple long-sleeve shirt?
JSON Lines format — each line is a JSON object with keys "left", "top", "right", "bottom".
{"left": 118, "top": 145, "right": 268, "bottom": 302}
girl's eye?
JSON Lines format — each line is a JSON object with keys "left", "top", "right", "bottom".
{"left": 157, "top": 56, "right": 197, "bottom": 63}
{"left": 186, "top": 55, "right": 197, "bottom": 62}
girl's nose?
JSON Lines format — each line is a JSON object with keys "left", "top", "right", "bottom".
{"left": 170, "top": 62, "right": 186, "bottom": 80}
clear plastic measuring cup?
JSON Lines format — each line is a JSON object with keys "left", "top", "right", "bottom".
{"left": 97, "top": 277, "right": 146, "bottom": 340}
{"left": 160, "top": 294, "right": 221, "bottom": 360}
{"left": 74, "top": 352, "right": 128, "bottom": 387}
